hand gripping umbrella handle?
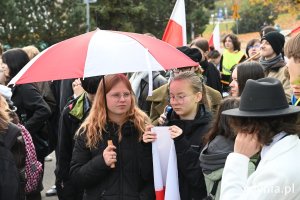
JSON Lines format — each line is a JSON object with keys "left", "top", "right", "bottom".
{"left": 107, "top": 140, "right": 115, "bottom": 168}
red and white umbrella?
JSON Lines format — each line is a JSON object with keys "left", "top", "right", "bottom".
{"left": 9, "top": 29, "right": 197, "bottom": 85}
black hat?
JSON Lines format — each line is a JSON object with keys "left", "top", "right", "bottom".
{"left": 261, "top": 31, "right": 285, "bottom": 55}
{"left": 222, "top": 77, "right": 300, "bottom": 117}
{"left": 177, "top": 46, "right": 202, "bottom": 63}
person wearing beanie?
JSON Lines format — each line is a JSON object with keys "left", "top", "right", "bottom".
{"left": 259, "top": 31, "right": 292, "bottom": 102}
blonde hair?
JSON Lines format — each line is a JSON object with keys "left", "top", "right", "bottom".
{"left": 284, "top": 33, "right": 300, "bottom": 62}
{"left": 77, "top": 74, "right": 150, "bottom": 149}
{"left": 0, "top": 95, "right": 10, "bottom": 131}
{"left": 22, "top": 45, "right": 40, "bottom": 60}
{"left": 170, "top": 71, "right": 210, "bottom": 107}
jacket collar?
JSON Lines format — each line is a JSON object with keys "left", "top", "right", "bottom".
{"left": 146, "top": 84, "right": 168, "bottom": 102}
{"left": 259, "top": 134, "right": 299, "bottom": 163}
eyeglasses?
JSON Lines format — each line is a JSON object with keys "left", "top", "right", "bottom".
{"left": 169, "top": 94, "right": 194, "bottom": 104}
{"left": 172, "top": 67, "right": 192, "bottom": 73}
{"left": 108, "top": 92, "right": 131, "bottom": 101}
{"left": 249, "top": 44, "right": 261, "bottom": 49}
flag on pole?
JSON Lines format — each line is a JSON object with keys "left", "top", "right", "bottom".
{"left": 162, "top": 0, "right": 187, "bottom": 47}
{"left": 152, "top": 127, "right": 181, "bottom": 200}
{"left": 208, "top": 22, "right": 221, "bottom": 51}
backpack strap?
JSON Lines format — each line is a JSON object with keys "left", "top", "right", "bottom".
{"left": 3, "top": 123, "right": 21, "bottom": 149}
{"left": 209, "top": 178, "right": 222, "bottom": 198}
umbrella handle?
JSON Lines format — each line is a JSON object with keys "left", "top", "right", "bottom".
{"left": 107, "top": 140, "right": 115, "bottom": 168}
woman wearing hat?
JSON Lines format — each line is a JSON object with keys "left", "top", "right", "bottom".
{"left": 220, "top": 77, "right": 300, "bottom": 199}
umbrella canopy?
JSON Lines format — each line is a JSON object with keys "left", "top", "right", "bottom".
{"left": 9, "top": 29, "right": 198, "bottom": 85}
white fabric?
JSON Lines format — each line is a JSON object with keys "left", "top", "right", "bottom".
{"left": 212, "top": 22, "right": 221, "bottom": 51}
{"left": 220, "top": 135, "right": 300, "bottom": 200}
{"left": 152, "top": 126, "right": 181, "bottom": 200}
{"left": 260, "top": 132, "right": 286, "bottom": 159}
{"left": 169, "top": 0, "right": 187, "bottom": 45}
{"left": 129, "top": 71, "right": 148, "bottom": 100}
{"left": 0, "top": 85, "right": 12, "bottom": 100}
{"left": 84, "top": 30, "right": 164, "bottom": 77}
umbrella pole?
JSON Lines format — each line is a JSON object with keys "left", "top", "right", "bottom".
{"left": 102, "top": 76, "right": 115, "bottom": 168}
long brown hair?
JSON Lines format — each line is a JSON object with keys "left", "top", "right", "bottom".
{"left": 203, "top": 97, "right": 240, "bottom": 144}
{"left": 0, "top": 95, "right": 10, "bottom": 132}
{"left": 77, "top": 74, "right": 150, "bottom": 149}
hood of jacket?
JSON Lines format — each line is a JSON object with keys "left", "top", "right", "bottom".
{"left": 200, "top": 135, "right": 234, "bottom": 174}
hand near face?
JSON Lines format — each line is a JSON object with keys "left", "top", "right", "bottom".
{"left": 169, "top": 125, "right": 183, "bottom": 139}
{"left": 143, "top": 124, "right": 157, "bottom": 143}
{"left": 234, "top": 132, "right": 261, "bottom": 158}
{"left": 103, "top": 144, "right": 117, "bottom": 167}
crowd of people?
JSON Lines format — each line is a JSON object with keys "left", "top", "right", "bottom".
{"left": 1, "top": 25, "right": 300, "bottom": 200}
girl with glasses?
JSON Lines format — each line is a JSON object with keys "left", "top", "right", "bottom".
{"left": 143, "top": 71, "right": 212, "bottom": 200}
{"left": 70, "top": 74, "right": 154, "bottom": 200}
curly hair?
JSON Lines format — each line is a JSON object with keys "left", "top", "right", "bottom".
{"left": 77, "top": 74, "right": 150, "bottom": 149}
{"left": 229, "top": 114, "right": 300, "bottom": 145}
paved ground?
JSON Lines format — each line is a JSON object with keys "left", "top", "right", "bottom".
{"left": 42, "top": 152, "right": 58, "bottom": 200}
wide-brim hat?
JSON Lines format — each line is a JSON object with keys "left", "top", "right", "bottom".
{"left": 222, "top": 77, "right": 300, "bottom": 117}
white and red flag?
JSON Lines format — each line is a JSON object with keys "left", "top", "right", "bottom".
{"left": 152, "top": 127, "right": 181, "bottom": 200}
{"left": 208, "top": 22, "right": 221, "bottom": 51}
{"left": 162, "top": 0, "right": 187, "bottom": 47}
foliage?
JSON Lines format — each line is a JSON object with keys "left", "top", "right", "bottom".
{"left": 91, "top": 0, "right": 214, "bottom": 41}
{"left": 231, "top": 2, "right": 278, "bottom": 34}
{"left": 0, "top": 0, "right": 214, "bottom": 48}
{"left": 249, "top": 0, "right": 300, "bottom": 14}
{"left": 0, "top": 0, "right": 86, "bottom": 49}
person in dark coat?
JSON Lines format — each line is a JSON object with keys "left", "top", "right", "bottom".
{"left": 70, "top": 74, "right": 155, "bottom": 200}
{"left": 1, "top": 48, "right": 51, "bottom": 200}
{"left": 144, "top": 72, "right": 211, "bottom": 199}
{"left": 55, "top": 76, "right": 102, "bottom": 200}
{"left": 129, "top": 71, "right": 167, "bottom": 115}
{"left": 190, "top": 38, "right": 222, "bottom": 95}
{"left": 0, "top": 94, "right": 26, "bottom": 200}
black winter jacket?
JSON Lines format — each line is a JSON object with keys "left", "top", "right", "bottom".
{"left": 11, "top": 83, "right": 51, "bottom": 158}
{"left": 56, "top": 93, "right": 91, "bottom": 182}
{"left": 70, "top": 121, "right": 155, "bottom": 200}
{"left": 167, "top": 105, "right": 211, "bottom": 200}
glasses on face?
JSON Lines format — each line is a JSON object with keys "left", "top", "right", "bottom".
{"left": 249, "top": 44, "right": 261, "bottom": 49}
{"left": 169, "top": 94, "right": 194, "bottom": 104}
{"left": 172, "top": 67, "right": 192, "bottom": 73}
{"left": 108, "top": 92, "right": 131, "bottom": 101}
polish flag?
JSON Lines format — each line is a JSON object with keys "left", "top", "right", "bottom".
{"left": 152, "top": 127, "right": 181, "bottom": 200}
{"left": 162, "top": 0, "right": 187, "bottom": 47}
{"left": 208, "top": 22, "right": 221, "bottom": 51}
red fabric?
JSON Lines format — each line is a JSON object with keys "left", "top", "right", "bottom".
{"left": 208, "top": 34, "right": 214, "bottom": 47}
{"left": 122, "top": 32, "right": 196, "bottom": 70}
{"left": 162, "top": 19, "right": 183, "bottom": 47}
{"left": 155, "top": 188, "right": 165, "bottom": 200}
{"left": 15, "top": 31, "right": 95, "bottom": 84}
{"left": 291, "top": 26, "right": 300, "bottom": 36}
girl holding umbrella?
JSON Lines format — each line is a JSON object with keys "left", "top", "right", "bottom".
{"left": 70, "top": 74, "right": 154, "bottom": 200}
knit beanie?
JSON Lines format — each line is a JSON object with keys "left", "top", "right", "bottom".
{"left": 261, "top": 31, "right": 285, "bottom": 55}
